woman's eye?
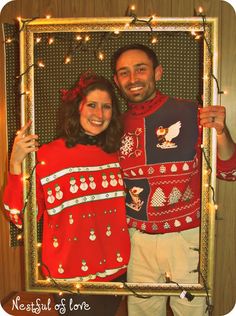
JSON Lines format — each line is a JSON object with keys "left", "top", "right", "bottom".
{"left": 103, "top": 104, "right": 112, "bottom": 110}
{"left": 87, "top": 103, "right": 96, "bottom": 108}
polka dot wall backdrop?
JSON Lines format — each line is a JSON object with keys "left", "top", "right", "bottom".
{"left": 33, "top": 30, "right": 203, "bottom": 145}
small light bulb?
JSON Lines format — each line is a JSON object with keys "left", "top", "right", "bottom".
{"left": 17, "top": 234, "right": 22, "bottom": 240}
{"left": 214, "top": 204, "right": 218, "bottom": 210}
{"left": 130, "top": 4, "right": 135, "bottom": 11}
{"left": 75, "top": 283, "right": 81, "bottom": 289}
{"left": 41, "top": 161, "right": 46, "bottom": 165}
{"left": 191, "top": 30, "right": 197, "bottom": 36}
{"left": 48, "top": 37, "right": 54, "bottom": 45}
{"left": 38, "top": 61, "right": 45, "bottom": 68}
{"left": 64, "top": 56, "right": 71, "bottom": 64}
{"left": 124, "top": 23, "right": 130, "bottom": 29}
{"left": 21, "top": 175, "right": 29, "bottom": 181}
{"left": 6, "top": 38, "right": 13, "bottom": 43}
{"left": 76, "top": 34, "right": 82, "bottom": 41}
{"left": 114, "top": 30, "right": 120, "bottom": 35}
{"left": 36, "top": 37, "right": 42, "bottom": 43}
{"left": 17, "top": 17, "right": 22, "bottom": 22}
{"left": 151, "top": 36, "right": 158, "bottom": 44}
{"left": 84, "top": 35, "right": 90, "bottom": 42}
{"left": 198, "top": 6, "right": 204, "bottom": 14}
{"left": 98, "top": 52, "right": 105, "bottom": 60}
{"left": 165, "top": 272, "right": 171, "bottom": 282}
{"left": 59, "top": 291, "right": 63, "bottom": 296}
{"left": 46, "top": 15, "right": 51, "bottom": 19}
{"left": 37, "top": 243, "right": 42, "bottom": 248}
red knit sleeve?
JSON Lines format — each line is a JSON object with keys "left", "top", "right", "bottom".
{"left": 217, "top": 144, "right": 236, "bottom": 181}
{"left": 3, "top": 173, "right": 23, "bottom": 228}
{"left": 36, "top": 171, "right": 46, "bottom": 221}
{"left": 3, "top": 169, "right": 46, "bottom": 227}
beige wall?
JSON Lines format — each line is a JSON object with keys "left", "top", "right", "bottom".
{"left": 0, "top": 1, "right": 235, "bottom": 315}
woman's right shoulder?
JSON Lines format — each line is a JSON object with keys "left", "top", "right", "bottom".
{"left": 37, "top": 138, "right": 65, "bottom": 158}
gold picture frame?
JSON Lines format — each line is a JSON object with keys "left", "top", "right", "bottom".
{"left": 18, "top": 16, "right": 218, "bottom": 298}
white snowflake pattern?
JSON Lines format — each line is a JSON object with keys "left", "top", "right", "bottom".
{"left": 120, "top": 135, "right": 134, "bottom": 156}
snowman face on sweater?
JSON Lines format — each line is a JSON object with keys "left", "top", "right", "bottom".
{"left": 79, "top": 89, "right": 112, "bottom": 136}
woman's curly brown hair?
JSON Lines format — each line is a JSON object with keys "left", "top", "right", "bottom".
{"left": 58, "top": 73, "right": 123, "bottom": 153}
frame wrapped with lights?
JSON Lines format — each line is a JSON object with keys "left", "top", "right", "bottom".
{"left": 13, "top": 16, "right": 218, "bottom": 299}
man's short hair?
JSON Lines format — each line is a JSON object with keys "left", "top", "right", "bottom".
{"left": 111, "top": 44, "right": 160, "bottom": 74}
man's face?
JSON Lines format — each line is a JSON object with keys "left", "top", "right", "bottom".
{"left": 114, "top": 49, "right": 162, "bottom": 103}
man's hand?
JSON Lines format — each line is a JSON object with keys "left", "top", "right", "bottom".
{"left": 199, "top": 105, "right": 225, "bottom": 135}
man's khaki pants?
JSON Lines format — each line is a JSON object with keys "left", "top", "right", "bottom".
{"left": 127, "top": 227, "right": 207, "bottom": 316}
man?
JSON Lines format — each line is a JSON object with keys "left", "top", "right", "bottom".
{"left": 111, "top": 44, "right": 236, "bottom": 316}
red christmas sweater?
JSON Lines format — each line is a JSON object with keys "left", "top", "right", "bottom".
{"left": 119, "top": 92, "right": 236, "bottom": 234}
{"left": 3, "top": 139, "right": 130, "bottom": 281}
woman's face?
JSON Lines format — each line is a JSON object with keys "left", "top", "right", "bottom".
{"left": 79, "top": 89, "right": 113, "bottom": 136}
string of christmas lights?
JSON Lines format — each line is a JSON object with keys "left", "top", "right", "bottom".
{"left": 4, "top": 17, "right": 38, "bottom": 44}
{"left": 195, "top": 7, "right": 222, "bottom": 214}
{"left": 5, "top": 4, "right": 224, "bottom": 298}
{"left": 126, "top": 4, "right": 158, "bottom": 44}
{"left": 197, "top": 10, "right": 224, "bottom": 97}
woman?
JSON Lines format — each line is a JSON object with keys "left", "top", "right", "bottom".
{"left": 3, "top": 73, "right": 130, "bottom": 315}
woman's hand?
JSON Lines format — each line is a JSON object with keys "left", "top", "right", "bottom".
{"left": 10, "top": 120, "right": 39, "bottom": 174}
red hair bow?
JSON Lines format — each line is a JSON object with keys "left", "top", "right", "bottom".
{"left": 60, "top": 71, "right": 98, "bottom": 102}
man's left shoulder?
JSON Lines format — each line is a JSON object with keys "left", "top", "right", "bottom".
{"left": 172, "top": 96, "right": 198, "bottom": 106}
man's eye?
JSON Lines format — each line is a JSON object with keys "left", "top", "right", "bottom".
{"left": 119, "top": 71, "right": 128, "bottom": 77}
{"left": 136, "top": 67, "right": 146, "bottom": 73}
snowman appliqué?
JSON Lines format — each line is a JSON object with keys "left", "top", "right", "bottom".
{"left": 102, "top": 173, "right": 109, "bottom": 188}
{"left": 81, "top": 259, "right": 88, "bottom": 272}
{"left": 89, "top": 175, "right": 96, "bottom": 190}
{"left": 109, "top": 172, "right": 117, "bottom": 187}
{"left": 106, "top": 225, "right": 112, "bottom": 237}
{"left": 117, "top": 172, "right": 123, "bottom": 186}
{"left": 58, "top": 264, "right": 64, "bottom": 274}
{"left": 55, "top": 184, "right": 63, "bottom": 200}
{"left": 116, "top": 252, "right": 123, "bottom": 263}
{"left": 80, "top": 176, "right": 88, "bottom": 191}
{"left": 47, "top": 188, "right": 55, "bottom": 204}
{"left": 53, "top": 237, "right": 59, "bottom": 248}
{"left": 89, "top": 229, "right": 96, "bottom": 241}
{"left": 69, "top": 177, "right": 78, "bottom": 193}
{"left": 69, "top": 214, "right": 74, "bottom": 224}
